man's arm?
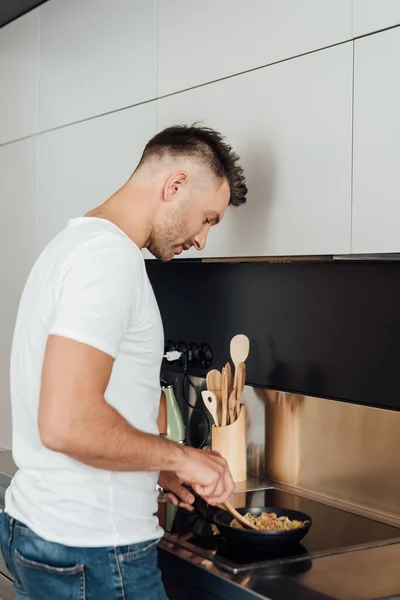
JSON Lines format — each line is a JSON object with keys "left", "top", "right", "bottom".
{"left": 39, "top": 336, "right": 234, "bottom": 504}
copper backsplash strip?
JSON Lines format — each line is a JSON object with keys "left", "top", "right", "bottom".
{"left": 244, "top": 386, "right": 400, "bottom": 521}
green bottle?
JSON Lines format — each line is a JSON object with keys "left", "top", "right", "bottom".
{"left": 161, "top": 385, "right": 186, "bottom": 444}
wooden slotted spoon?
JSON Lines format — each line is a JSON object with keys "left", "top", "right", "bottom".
{"left": 201, "top": 390, "right": 219, "bottom": 427}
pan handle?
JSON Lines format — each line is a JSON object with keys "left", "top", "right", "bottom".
{"left": 191, "top": 493, "right": 220, "bottom": 523}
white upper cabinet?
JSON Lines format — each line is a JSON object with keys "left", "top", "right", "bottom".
{"left": 0, "top": 138, "right": 38, "bottom": 448}
{"left": 38, "top": 103, "right": 156, "bottom": 252}
{"left": 0, "top": 10, "right": 39, "bottom": 144}
{"left": 352, "top": 28, "right": 400, "bottom": 254}
{"left": 157, "top": 0, "right": 352, "bottom": 96}
{"left": 156, "top": 43, "right": 353, "bottom": 259}
{"left": 353, "top": 0, "right": 400, "bottom": 37}
{"left": 39, "top": 0, "right": 157, "bottom": 131}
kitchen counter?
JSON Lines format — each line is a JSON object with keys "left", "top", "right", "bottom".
{"left": 159, "top": 479, "right": 400, "bottom": 600}
{"left": 0, "top": 452, "right": 15, "bottom": 509}
{"left": 0, "top": 573, "right": 13, "bottom": 600}
{"left": 1, "top": 461, "right": 399, "bottom": 600}
{"left": 159, "top": 538, "right": 400, "bottom": 600}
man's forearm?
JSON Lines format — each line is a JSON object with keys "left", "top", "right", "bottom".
{"left": 40, "top": 394, "right": 184, "bottom": 472}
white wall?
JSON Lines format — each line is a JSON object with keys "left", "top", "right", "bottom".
{"left": 0, "top": 0, "right": 399, "bottom": 447}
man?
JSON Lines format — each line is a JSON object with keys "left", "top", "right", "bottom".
{"left": 0, "top": 125, "right": 247, "bottom": 599}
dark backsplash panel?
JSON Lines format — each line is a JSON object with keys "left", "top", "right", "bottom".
{"left": 146, "top": 259, "right": 400, "bottom": 411}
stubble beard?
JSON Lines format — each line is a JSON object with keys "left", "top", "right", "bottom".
{"left": 149, "top": 202, "right": 190, "bottom": 262}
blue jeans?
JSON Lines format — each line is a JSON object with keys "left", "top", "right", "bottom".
{"left": 0, "top": 511, "right": 168, "bottom": 599}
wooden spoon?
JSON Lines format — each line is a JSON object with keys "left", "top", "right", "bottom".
{"left": 219, "top": 500, "right": 258, "bottom": 531}
{"left": 235, "top": 362, "right": 246, "bottom": 419}
{"left": 228, "top": 387, "right": 238, "bottom": 425}
{"left": 221, "top": 367, "right": 229, "bottom": 427}
{"left": 230, "top": 334, "right": 250, "bottom": 387}
{"left": 201, "top": 390, "right": 219, "bottom": 427}
{"left": 206, "top": 369, "right": 221, "bottom": 393}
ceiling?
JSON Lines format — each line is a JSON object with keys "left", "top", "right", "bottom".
{"left": 0, "top": 0, "right": 49, "bottom": 28}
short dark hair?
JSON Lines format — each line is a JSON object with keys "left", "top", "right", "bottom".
{"left": 139, "top": 124, "right": 247, "bottom": 207}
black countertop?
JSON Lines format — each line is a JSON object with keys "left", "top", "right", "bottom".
{"left": 159, "top": 539, "right": 400, "bottom": 600}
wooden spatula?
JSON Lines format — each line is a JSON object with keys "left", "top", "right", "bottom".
{"left": 230, "top": 334, "right": 250, "bottom": 387}
{"left": 228, "top": 387, "right": 238, "bottom": 425}
{"left": 225, "top": 362, "right": 233, "bottom": 395}
{"left": 219, "top": 500, "right": 258, "bottom": 531}
{"left": 235, "top": 362, "right": 246, "bottom": 419}
{"left": 221, "top": 367, "right": 229, "bottom": 427}
{"left": 201, "top": 390, "right": 219, "bottom": 427}
{"left": 206, "top": 369, "right": 222, "bottom": 425}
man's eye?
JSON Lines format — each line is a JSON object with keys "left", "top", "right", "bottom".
{"left": 205, "top": 217, "right": 211, "bottom": 225}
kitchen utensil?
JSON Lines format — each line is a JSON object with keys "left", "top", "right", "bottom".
{"left": 230, "top": 334, "right": 250, "bottom": 387}
{"left": 213, "top": 506, "right": 312, "bottom": 548}
{"left": 161, "top": 385, "right": 186, "bottom": 444}
{"left": 219, "top": 501, "right": 258, "bottom": 531}
{"left": 235, "top": 362, "right": 246, "bottom": 419}
{"left": 212, "top": 405, "right": 247, "bottom": 482}
{"left": 206, "top": 369, "right": 223, "bottom": 424}
{"left": 225, "top": 362, "right": 233, "bottom": 395}
{"left": 201, "top": 390, "right": 219, "bottom": 427}
{"left": 206, "top": 369, "right": 221, "bottom": 394}
{"left": 228, "top": 387, "right": 238, "bottom": 425}
{"left": 221, "top": 367, "right": 229, "bottom": 427}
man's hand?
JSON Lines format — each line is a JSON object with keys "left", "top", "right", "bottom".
{"left": 158, "top": 471, "right": 195, "bottom": 511}
{"left": 175, "top": 446, "right": 235, "bottom": 505}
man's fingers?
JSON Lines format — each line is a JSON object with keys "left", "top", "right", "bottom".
{"left": 166, "top": 482, "right": 194, "bottom": 505}
{"left": 178, "top": 502, "right": 195, "bottom": 512}
{"left": 165, "top": 492, "right": 179, "bottom": 506}
{"left": 164, "top": 493, "right": 195, "bottom": 512}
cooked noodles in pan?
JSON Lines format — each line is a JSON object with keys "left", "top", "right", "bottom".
{"left": 230, "top": 512, "right": 308, "bottom": 532}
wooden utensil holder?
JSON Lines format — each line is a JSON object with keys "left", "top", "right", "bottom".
{"left": 211, "top": 404, "right": 247, "bottom": 483}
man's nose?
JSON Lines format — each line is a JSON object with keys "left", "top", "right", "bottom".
{"left": 193, "top": 231, "right": 207, "bottom": 251}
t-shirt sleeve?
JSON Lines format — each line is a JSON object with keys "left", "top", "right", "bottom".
{"left": 49, "top": 236, "right": 140, "bottom": 359}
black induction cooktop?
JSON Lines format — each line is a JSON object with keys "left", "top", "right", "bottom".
{"left": 165, "top": 488, "right": 400, "bottom": 574}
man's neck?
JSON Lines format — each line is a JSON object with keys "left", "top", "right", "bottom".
{"left": 85, "top": 181, "right": 158, "bottom": 250}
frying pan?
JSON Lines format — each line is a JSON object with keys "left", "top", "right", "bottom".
{"left": 193, "top": 497, "right": 312, "bottom": 548}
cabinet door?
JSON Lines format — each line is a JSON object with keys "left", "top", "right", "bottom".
{"left": 38, "top": 103, "right": 156, "bottom": 251}
{"left": 157, "top": 0, "right": 352, "bottom": 96}
{"left": 353, "top": 28, "right": 400, "bottom": 254}
{"left": 0, "top": 138, "right": 38, "bottom": 448}
{"left": 353, "top": 0, "right": 400, "bottom": 37}
{"left": 0, "top": 10, "right": 39, "bottom": 144}
{"left": 156, "top": 43, "right": 353, "bottom": 259}
{"left": 39, "top": 0, "right": 156, "bottom": 131}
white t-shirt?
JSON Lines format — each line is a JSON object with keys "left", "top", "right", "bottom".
{"left": 5, "top": 217, "right": 164, "bottom": 547}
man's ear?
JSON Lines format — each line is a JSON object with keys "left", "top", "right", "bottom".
{"left": 163, "top": 171, "right": 188, "bottom": 202}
